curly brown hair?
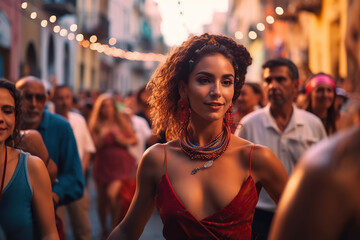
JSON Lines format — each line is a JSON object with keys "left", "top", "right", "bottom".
{"left": 0, "top": 78, "right": 22, "bottom": 147}
{"left": 147, "top": 33, "right": 252, "bottom": 140}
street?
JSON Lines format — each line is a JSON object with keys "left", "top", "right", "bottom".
{"left": 65, "top": 174, "right": 164, "bottom": 240}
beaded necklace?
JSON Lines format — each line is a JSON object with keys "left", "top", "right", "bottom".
{"left": 180, "top": 124, "right": 231, "bottom": 174}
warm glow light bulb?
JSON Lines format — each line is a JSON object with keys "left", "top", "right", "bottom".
{"left": 82, "top": 40, "right": 90, "bottom": 48}
{"left": 70, "top": 24, "right": 78, "bottom": 32}
{"left": 53, "top": 25, "right": 60, "bottom": 33}
{"left": 21, "top": 2, "right": 28, "bottom": 9}
{"left": 30, "top": 12, "right": 37, "bottom": 19}
{"left": 68, "top": 33, "right": 75, "bottom": 40}
{"left": 76, "top": 34, "right": 84, "bottom": 42}
{"left": 257, "top": 23, "right": 265, "bottom": 31}
{"left": 49, "top": 15, "right": 57, "bottom": 23}
{"left": 41, "top": 20, "right": 48, "bottom": 28}
{"left": 60, "top": 29, "right": 68, "bottom": 37}
{"left": 275, "top": 7, "right": 284, "bottom": 15}
{"left": 90, "top": 35, "right": 97, "bottom": 43}
{"left": 266, "top": 16, "right": 275, "bottom": 24}
{"left": 248, "top": 31, "right": 257, "bottom": 40}
{"left": 109, "top": 37, "right": 116, "bottom": 45}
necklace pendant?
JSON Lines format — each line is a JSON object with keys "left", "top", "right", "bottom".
{"left": 191, "top": 160, "right": 214, "bottom": 175}
{"left": 203, "top": 160, "right": 214, "bottom": 168}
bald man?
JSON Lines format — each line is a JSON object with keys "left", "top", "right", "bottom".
{"left": 16, "top": 76, "right": 84, "bottom": 207}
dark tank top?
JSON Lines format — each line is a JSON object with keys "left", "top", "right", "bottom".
{"left": 156, "top": 144, "right": 258, "bottom": 239}
{"left": 0, "top": 151, "right": 36, "bottom": 240}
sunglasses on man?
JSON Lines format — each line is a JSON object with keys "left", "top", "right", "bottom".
{"left": 23, "top": 92, "right": 47, "bottom": 103}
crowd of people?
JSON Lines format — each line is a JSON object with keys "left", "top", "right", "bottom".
{"left": 1, "top": 1, "right": 360, "bottom": 239}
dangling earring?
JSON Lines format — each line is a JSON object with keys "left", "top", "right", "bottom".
{"left": 176, "top": 97, "right": 190, "bottom": 127}
{"left": 225, "top": 103, "right": 233, "bottom": 128}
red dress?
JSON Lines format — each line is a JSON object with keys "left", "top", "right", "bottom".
{"left": 155, "top": 145, "right": 258, "bottom": 240}
{"left": 93, "top": 132, "right": 136, "bottom": 184}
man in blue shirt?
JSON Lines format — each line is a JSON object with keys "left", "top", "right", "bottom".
{"left": 16, "top": 76, "right": 84, "bottom": 206}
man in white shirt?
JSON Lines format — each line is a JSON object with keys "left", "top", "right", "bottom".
{"left": 235, "top": 58, "right": 327, "bottom": 240}
{"left": 53, "top": 85, "right": 96, "bottom": 240}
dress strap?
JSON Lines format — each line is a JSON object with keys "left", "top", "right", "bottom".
{"left": 163, "top": 144, "right": 167, "bottom": 173}
{"left": 249, "top": 144, "right": 255, "bottom": 175}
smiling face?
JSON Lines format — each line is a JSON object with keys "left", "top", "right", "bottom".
{"left": 0, "top": 88, "right": 16, "bottom": 146}
{"left": 182, "top": 53, "right": 235, "bottom": 124}
{"left": 310, "top": 84, "right": 335, "bottom": 111}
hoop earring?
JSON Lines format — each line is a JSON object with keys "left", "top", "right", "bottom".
{"left": 176, "top": 97, "right": 190, "bottom": 127}
{"left": 225, "top": 103, "right": 233, "bottom": 128}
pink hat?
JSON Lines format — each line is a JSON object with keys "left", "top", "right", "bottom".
{"left": 305, "top": 74, "right": 336, "bottom": 95}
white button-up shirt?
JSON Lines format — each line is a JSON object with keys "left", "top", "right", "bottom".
{"left": 235, "top": 104, "right": 327, "bottom": 211}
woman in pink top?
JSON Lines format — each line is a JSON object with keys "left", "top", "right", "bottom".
{"left": 108, "top": 34, "right": 288, "bottom": 240}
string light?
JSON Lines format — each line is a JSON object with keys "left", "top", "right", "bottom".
{"left": 69, "top": 24, "right": 77, "bottom": 32}
{"left": 248, "top": 31, "right": 257, "bottom": 40}
{"left": 256, "top": 23, "right": 265, "bottom": 31}
{"left": 266, "top": 15, "right": 275, "bottom": 24}
{"left": 20, "top": 1, "right": 286, "bottom": 56}
{"left": 17, "top": 2, "right": 244, "bottom": 62}
{"left": 30, "top": 12, "right": 37, "bottom": 19}
{"left": 53, "top": 25, "right": 60, "bottom": 33}
{"left": 76, "top": 34, "right": 84, "bottom": 42}
{"left": 49, "top": 15, "right": 56, "bottom": 23}
{"left": 81, "top": 40, "right": 90, "bottom": 48}
{"left": 41, "top": 20, "right": 48, "bottom": 27}
{"left": 59, "top": 28, "right": 68, "bottom": 37}
{"left": 68, "top": 33, "right": 75, "bottom": 40}
{"left": 21, "top": 2, "right": 28, "bottom": 9}
{"left": 233, "top": 5, "right": 286, "bottom": 41}
{"left": 108, "top": 37, "right": 116, "bottom": 46}
{"left": 89, "top": 35, "right": 97, "bottom": 43}
{"left": 275, "top": 7, "right": 284, "bottom": 15}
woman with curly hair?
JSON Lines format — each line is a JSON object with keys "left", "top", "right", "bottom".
{"left": 108, "top": 33, "right": 287, "bottom": 240}
{"left": 0, "top": 79, "right": 58, "bottom": 240}
{"left": 88, "top": 93, "right": 137, "bottom": 238}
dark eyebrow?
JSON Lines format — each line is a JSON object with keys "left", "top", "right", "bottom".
{"left": 195, "top": 72, "right": 214, "bottom": 77}
{"left": 223, "top": 74, "right": 235, "bottom": 79}
{"left": 2, "top": 105, "right": 15, "bottom": 110}
{"left": 195, "top": 72, "right": 234, "bottom": 78}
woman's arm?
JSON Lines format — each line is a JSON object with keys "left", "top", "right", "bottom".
{"left": 113, "top": 128, "right": 138, "bottom": 146}
{"left": 27, "top": 154, "right": 59, "bottom": 240}
{"left": 114, "top": 114, "right": 138, "bottom": 146}
{"left": 108, "top": 144, "right": 164, "bottom": 240}
{"left": 251, "top": 145, "right": 288, "bottom": 204}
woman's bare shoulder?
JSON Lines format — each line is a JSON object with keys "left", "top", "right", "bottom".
{"left": 140, "top": 140, "right": 179, "bottom": 175}
{"left": 20, "top": 129, "right": 43, "bottom": 143}
{"left": 26, "top": 153, "right": 48, "bottom": 178}
{"left": 19, "top": 130, "right": 44, "bottom": 150}
{"left": 231, "top": 135, "right": 266, "bottom": 156}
